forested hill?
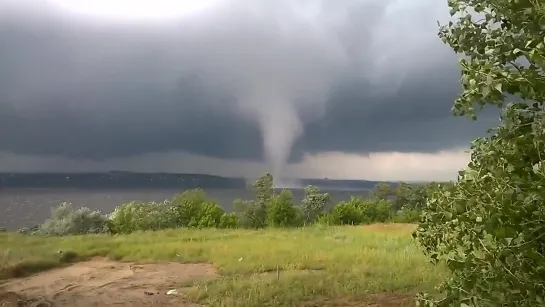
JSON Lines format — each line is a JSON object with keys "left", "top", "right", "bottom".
{"left": 0, "top": 172, "right": 386, "bottom": 190}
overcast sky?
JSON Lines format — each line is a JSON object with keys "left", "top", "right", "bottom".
{"left": 0, "top": 0, "right": 499, "bottom": 181}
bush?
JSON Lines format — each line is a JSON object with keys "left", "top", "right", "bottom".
{"left": 189, "top": 201, "right": 225, "bottom": 228}
{"left": 218, "top": 213, "right": 239, "bottom": 229}
{"left": 37, "top": 202, "right": 109, "bottom": 236}
{"left": 170, "top": 189, "right": 211, "bottom": 227}
{"left": 234, "top": 198, "right": 268, "bottom": 229}
{"left": 267, "top": 190, "right": 299, "bottom": 227}
{"left": 109, "top": 189, "right": 226, "bottom": 233}
{"left": 109, "top": 200, "right": 173, "bottom": 234}
{"left": 373, "top": 200, "right": 393, "bottom": 222}
{"left": 169, "top": 189, "right": 226, "bottom": 228}
{"left": 300, "top": 185, "right": 331, "bottom": 225}
{"left": 331, "top": 198, "right": 364, "bottom": 225}
{"left": 392, "top": 209, "right": 421, "bottom": 223}
{"left": 330, "top": 197, "right": 393, "bottom": 225}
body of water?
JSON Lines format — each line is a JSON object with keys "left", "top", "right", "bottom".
{"left": 0, "top": 188, "right": 369, "bottom": 230}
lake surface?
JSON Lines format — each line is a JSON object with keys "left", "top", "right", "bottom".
{"left": 0, "top": 188, "right": 369, "bottom": 230}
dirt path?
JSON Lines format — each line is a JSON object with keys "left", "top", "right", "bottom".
{"left": 0, "top": 258, "right": 217, "bottom": 307}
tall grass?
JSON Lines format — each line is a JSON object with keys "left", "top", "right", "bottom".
{"left": 0, "top": 224, "right": 447, "bottom": 306}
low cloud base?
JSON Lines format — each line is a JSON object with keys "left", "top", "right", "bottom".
{"left": 0, "top": 149, "right": 469, "bottom": 182}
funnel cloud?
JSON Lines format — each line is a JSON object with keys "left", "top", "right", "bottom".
{"left": 0, "top": 0, "right": 500, "bottom": 180}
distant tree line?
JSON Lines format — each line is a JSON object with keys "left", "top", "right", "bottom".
{"left": 18, "top": 173, "right": 437, "bottom": 236}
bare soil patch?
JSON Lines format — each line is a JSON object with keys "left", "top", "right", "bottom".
{"left": 0, "top": 257, "right": 217, "bottom": 307}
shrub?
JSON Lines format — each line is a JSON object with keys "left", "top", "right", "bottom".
{"left": 392, "top": 209, "right": 421, "bottom": 223}
{"left": 330, "top": 197, "right": 393, "bottom": 225}
{"left": 37, "top": 202, "right": 109, "bottom": 236}
{"left": 300, "top": 185, "right": 331, "bottom": 225}
{"left": 109, "top": 189, "right": 226, "bottom": 233}
{"left": 170, "top": 189, "right": 210, "bottom": 227}
{"left": 331, "top": 198, "right": 364, "bottom": 225}
{"left": 373, "top": 199, "right": 393, "bottom": 222}
{"left": 267, "top": 189, "right": 299, "bottom": 227}
{"left": 189, "top": 201, "right": 225, "bottom": 228}
{"left": 218, "top": 213, "right": 239, "bottom": 229}
{"left": 234, "top": 198, "right": 268, "bottom": 229}
{"left": 109, "top": 200, "right": 173, "bottom": 234}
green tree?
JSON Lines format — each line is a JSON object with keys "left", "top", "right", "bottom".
{"left": 233, "top": 198, "right": 267, "bottom": 229}
{"left": 300, "top": 185, "right": 331, "bottom": 224}
{"left": 402, "top": 184, "right": 427, "bottom": 211}
{"left": 414, "top": 0, "right": 545, "bottom": 305}
{"left": 371, "top": 182, "right": 394, "bottom": 201}
{"left": 253, "top": 173, "right": 274, "bottom": 207}
{"left": 392, "top": 182, "right": 411, "bottom": 211}
{"left": 267, "top": 189, "right": 299, "bottom": 227}
{"left": 234, "top": 173, "right": 275, "bottom": 229}
{"left": 170, "top": 189, "right": 209, "bottom": 227}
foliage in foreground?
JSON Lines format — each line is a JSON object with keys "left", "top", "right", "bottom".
{"left": 416, "top": 104, "right": 545, "bottom": 306}
{"left": 414, "top": 0, "right": 545, "bottom": 305}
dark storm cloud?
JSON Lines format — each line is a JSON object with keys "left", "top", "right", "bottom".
{"left": 298, "top": 72, "right": 500, "bottom": 155}
{"left": 0, "top": 0, "right": 499, "bottom": 165}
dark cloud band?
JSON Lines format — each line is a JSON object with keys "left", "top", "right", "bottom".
{"left": 0, "top": 0, "right": 499, "bottom": 165}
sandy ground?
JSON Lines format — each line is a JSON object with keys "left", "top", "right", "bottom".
{"left": 0, "top": 258, "right": 217, "bottom": 307}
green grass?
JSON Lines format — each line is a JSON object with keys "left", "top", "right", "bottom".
{"left": 0, "top": 223, "right": 448, "bottom": 306}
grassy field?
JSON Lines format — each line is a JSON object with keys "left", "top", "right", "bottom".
{"left": 0, "top": 223, "right": 447, "bottom": 306}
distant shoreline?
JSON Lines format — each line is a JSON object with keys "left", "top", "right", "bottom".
{"left": 0, "top": 172, "right": 384, "bottom": 191}
{"left": 0, "top": 186, "right": 371, "bottom": 192}
{"left": 0, "top": 187, "right": 244, "bottom": 192}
